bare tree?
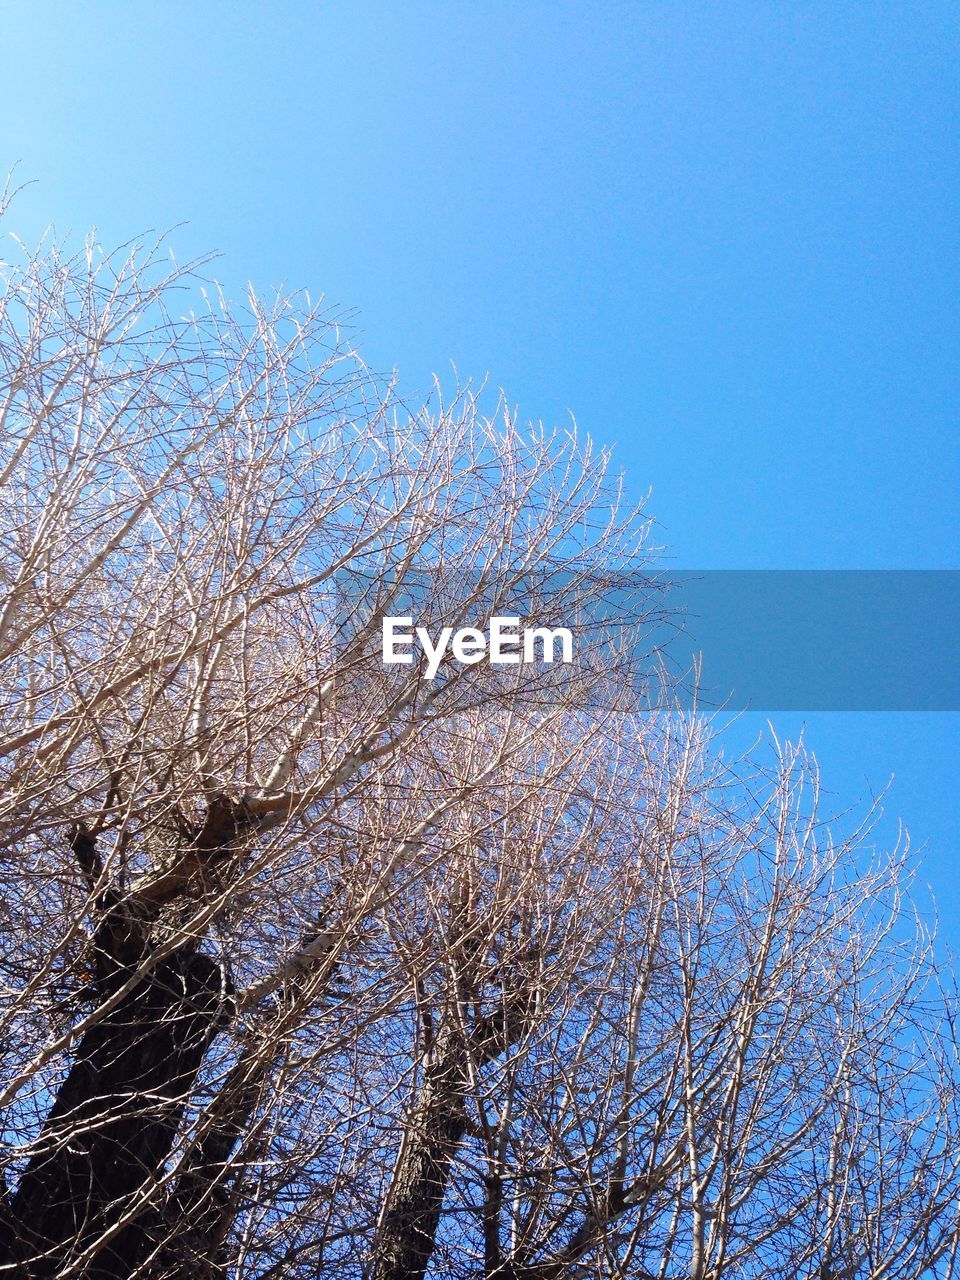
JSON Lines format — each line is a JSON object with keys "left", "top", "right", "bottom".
{"left": 0, "top": 207, "right": 958, "bottom": 1280}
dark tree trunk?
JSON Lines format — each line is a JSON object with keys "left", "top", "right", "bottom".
{"left": 373, "top": 1026, "right": 470, "bottom": 1280}
{"left": 2, "top": 942, "right": 227, "bottom": 1279}
{"left": 372, "top": 954, "right": 538, "bottom": 1280}
{"left": 142, "top": 1045, "right": 270, "bottom": 1280}
{"left": 141, "top": 912, "right": 338, "bottom": 1280}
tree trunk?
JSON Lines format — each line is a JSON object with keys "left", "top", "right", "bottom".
{"left": 373, "top": 1026, "right": 469, "bottom": 1280}
{"left": 2, "top": 942, "right": 227, "bottom": 1279}
{"left": 143, "top": 1045, "right": 270, "bottom": 1280}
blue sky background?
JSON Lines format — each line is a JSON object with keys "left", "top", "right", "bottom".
{"left": 3, "top": 2, "right": 957, "bottom": 940}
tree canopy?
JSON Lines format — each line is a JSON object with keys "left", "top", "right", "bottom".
{"left": 1, "top": 210, "right": 958, "bottom": 1280}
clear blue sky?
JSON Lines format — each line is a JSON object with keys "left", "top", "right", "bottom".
{"left": 3, "top": 2, "right": 958, "bottom": 937}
